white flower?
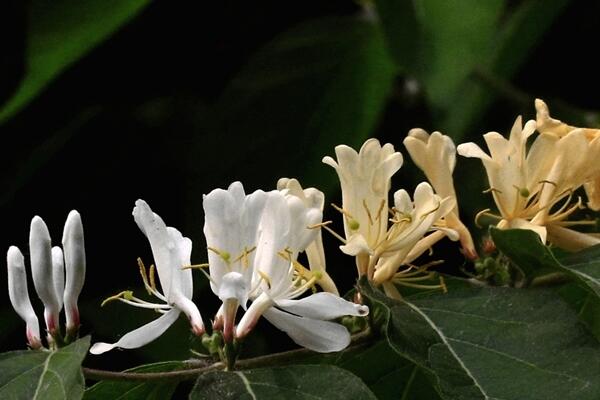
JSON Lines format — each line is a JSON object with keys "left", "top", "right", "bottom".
{"left": 236, "top": 192, "right": 369, "bottom": 353}
{"left": 277, "top": 178, "right": 339, "bottom": 295}
{"left": 90, "top": 200, "right": 203, "bottom": 355}
{"left": 6, "top": 211, "right": 86, "bottom": 348}
{"left": 323, "top": 139, "right": 403, "bottom": 274}
{"left": 404, "top": 129, "right": 477, "bottom": 259}
{"left": 203, "top": 182, "right": 268, "bottom": 342}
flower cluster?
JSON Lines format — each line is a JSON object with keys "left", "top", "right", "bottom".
{"left": 458, "top": 99, "right": 600, "bottom": 250}
{"left": 6, "top": 211, "right": 85, "bottom": 349}
{"left": 7, "top": 98, "right": 600, "bottom": 361}
{"left": 323, "top": 137, "right": 476, "bottom": 298}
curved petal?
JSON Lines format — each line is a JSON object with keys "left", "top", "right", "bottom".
{"left": 263, "top": 307, "right": 351, "bottom": 353}
{"left": 457, "top": 142, "right": 490, "bottom": 160}
{"left": 276, "top": 292, "right": 368, "bottom": 319}
{"left": 89, "top": 308, "right": 180, "bottom": 354}
{"left": 339, "top": 234, "right": 371, "bottom": 256}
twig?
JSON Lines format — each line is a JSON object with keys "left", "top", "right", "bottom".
{"left": 83, "top": 329, "right": 373, "bottom": 382}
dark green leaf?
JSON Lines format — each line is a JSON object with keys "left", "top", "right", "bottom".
{"left": 303, "top": 340, "right": 441, "bottom": 400}
{"left": 0, "top": 336, "right": 90, "bottom": 400}
{"left": 190, "top": 364, "right": 377, "bottom": 400}
{"left": 372, "top": 0, "right": 420, "bottom": 71}
{"left": 361, "top": 278, "right": 600, "bottom": 400}
{"left": 207, "top": 15, "right": 396, "bottom": 192}
{"left": 492, "top": 228, "right": 600, "bottom": 296}
{"left": 0, "top": 0, "right": 150, "bottom": 123}
{"left": 441, "top": 0, "right": 571, "bottom": 138}
{"left": 84, "top": 361, "right": 187, "bottom": 400}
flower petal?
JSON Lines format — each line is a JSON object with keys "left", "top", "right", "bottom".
{"left": 276, "top": 292, "right": 368, "bottom": 319}
{"left": 263, "top": 307, "right": 351, "bottom": 353}
{"left": 89, "top": 308, "right": 180, "bottom": 354}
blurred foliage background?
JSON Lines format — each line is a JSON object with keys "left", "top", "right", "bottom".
{"left": 1, "top": 0, "right": 599, "bottom": 373}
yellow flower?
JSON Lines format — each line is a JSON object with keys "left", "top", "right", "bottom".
{"left": 404, "top": 129, "right": 477, "bottom": 259}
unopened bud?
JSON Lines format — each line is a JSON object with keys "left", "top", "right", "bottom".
{"left": 7, "top": 246, "right": 42, "bottom": 349}
{"left": 62, "top": 210, "right": 86, "bottom": 336}
{"left": 30, "top": 216, "right": 60, "bottom": 335}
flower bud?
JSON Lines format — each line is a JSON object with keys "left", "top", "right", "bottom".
{"left": 7, "top": 246, "right": 42, "bottom": 349}
{"left": 30, "top": 216, "right": 60, "bottom": 335}
{"left": 62, "top": 210, "right": 86, "bottom": 336}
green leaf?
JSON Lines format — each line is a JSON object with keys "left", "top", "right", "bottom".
{"left": 84, "top": 361, "right": 187, "bottom": 400}
{"left": 415, "top": 0, "right": 505, "bottom": 110}
{"left": 190, "top": 364, "right": 377, "bottom": 400}
{"left": 301, "top": 340, "right": 440, "bottom": 400}
{"left": 0, "top": 336, "right": 90, "bottom": 400}
{"left": 361, "top": 278, "right": 600, "bottom": 400}
{"left": 492, "top": 228, "right": 600, "bottom": 296}
{"left": 208, "top": 15, "right": 396, "bottom": 192}
{"left": 441, "top": 0, "right": 571, "bottom": 138}
{"left": 0, "top": 0, "right": 150, "bottom": 123}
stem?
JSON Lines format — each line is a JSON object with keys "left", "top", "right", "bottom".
{"left": 83, "top": 330, "right": 373, "bottom": 382}
{"left": 529, "top": 272, "right": 569, "bottom": 287}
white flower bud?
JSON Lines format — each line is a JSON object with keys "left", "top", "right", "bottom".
{"left": 62, "top": 210, "right": 86, "bottom": 335}
{"left": 7, "top": 246, "right": 42, "bottom": 349}
{"left": 29, "top": 216, "right": 60, "bottom": 334}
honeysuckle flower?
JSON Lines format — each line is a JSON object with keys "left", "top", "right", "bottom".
{"left": 458, "top": 102, "right": 600, "bottom": 250}
{"left": 536, "top": 98, "right": 600, "bottom": 211}
{"left": 6, "top": 211, "right": 86, "bottom": 348}
{"left": 372, "top": 182, "right": 456, "bottom": 286}
{"left": 457, "top": 117, "right": 552, "bottom": 241}
{"left": 7, "top": 247, "right": 42, "bottom": 349}
{"left": 277, "top": 177, "right": 339, "bottom": 295}
{"left": 236, "top": 191, "right": 369, "bottom": 353}
{"left": 90, "top": 200, "right": 203, "bottom": 355}
{"left": 404, "top": 129, "right": 477, "bottom": 259}
{"left": 203, "top": 182, "right": 268, "bottom": 342}
{"left": 322, "top": 139, "right": 403, "bottom": 275}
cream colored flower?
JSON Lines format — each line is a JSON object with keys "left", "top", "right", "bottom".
{"left": 277, "top": 178, "right": 339, "bottom": 295}
{"left": 536, "top": 98, "right": 600, "bottom": 211}
{"left": 372, "top": 182, "right": 456, "bottom": 286}
{"left": 322, "top": 139, "right": 403, "bottom": 274}
{"left": 458, "top": 101, "right": 600, "bottom": 250}
{"left": 404, "top": 129, "right": 477, "bottom": 259}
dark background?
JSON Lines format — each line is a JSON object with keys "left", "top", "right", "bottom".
{"left": 1, "top": 0, "right": 598, "bottom": 372}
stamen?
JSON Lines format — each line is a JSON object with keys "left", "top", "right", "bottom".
{"left": 308, "top": 221, "right": 332, "bottom": 229}
{"left": 101, "top": 290, "right": 134, "bottom": 307}
{"left": 331, "top": 203, "right": 354, "bottom": 218}
{"left": 363, "top": 199, "right": 374, "bottom": 226}
{"left": 257, "top": 270, "right": 272, "bottom": 289}
{"left": 474, "top": 208, "right": 501, "bottom": 228}
{"left": 149, "top": 264, "right": 157, "bottom": 293}
{"left": 138, "top": 258, "right": 151, "bottom": 295}
{"left": 181, "top": 263, "right": 210, "bottom": 270}
{"left": 321, "top": 223, "right": 347, "bottom": 244}
{"left": 208, "top": 246, "right": 231, "bottom": 263}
